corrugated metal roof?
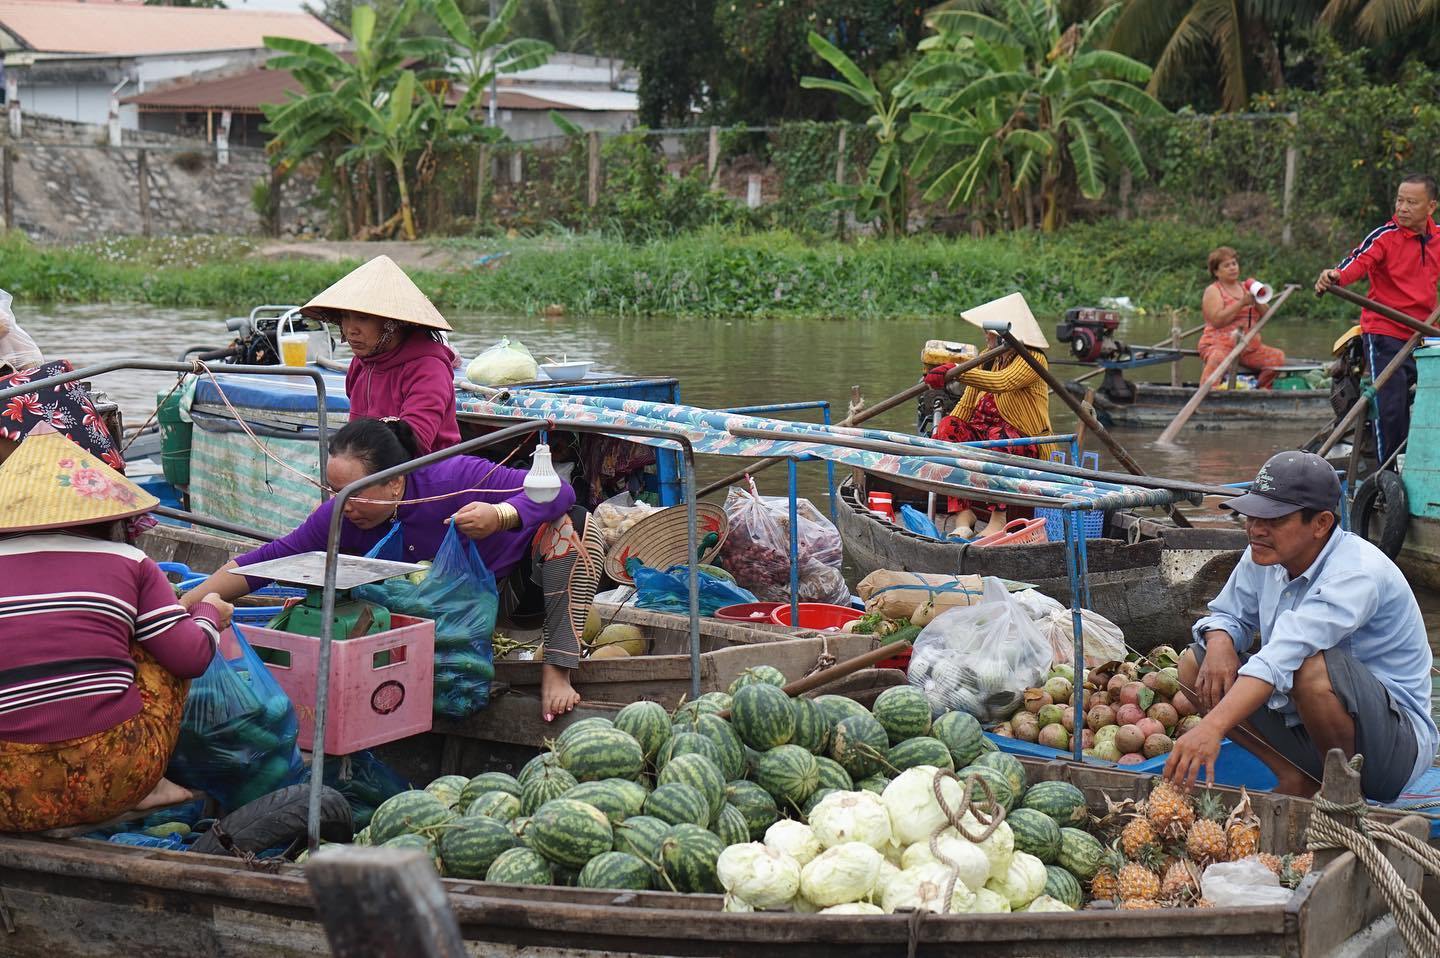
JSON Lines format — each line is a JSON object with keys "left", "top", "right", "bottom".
{"left": 0, "top": 0, "right": 344, "bottom": 55}
{"left": 496, "top": 84, "right": 638, "bottom": 112}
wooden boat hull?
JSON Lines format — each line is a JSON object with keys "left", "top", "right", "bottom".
{"left": 1075, "top": 380, "right": 1331, "bottom": 429}
{"left": 836, "top": 480, "right": 1246, "bottom": 649}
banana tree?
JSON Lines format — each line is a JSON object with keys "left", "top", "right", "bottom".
{"left": 430, "top": 0, "right": 553, "bottom": 135}
{"left": 342, "top": 70, "right": 434, "bottom": 239}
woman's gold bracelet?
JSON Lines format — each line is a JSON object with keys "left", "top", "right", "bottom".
{"left": 494, "top": 502, "right": 522, "bottom": 531}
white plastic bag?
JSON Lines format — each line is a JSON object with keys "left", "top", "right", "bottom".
{"left": 719, "top": 485, "right": 849, "bottom": 606}
{"left": 593, "top": 491, "right": 658, "bottom": 547}
{"left": 465, "top": 338, "right": 537, "bottom": 386}
{"left": 1010, "top": 588, "right": 1065, "bottom": 621}
{"left": 0, "top": 289, "right": 43, "bottom": 372}
{"left": 1200, "top": 859, "right": 1293, "bottom": 907}
{"left": 1037, "top": 607, "right": 1127, "bottom": 670}
{"left": 907, "top": 577, "right": 1053, "bottom": 722}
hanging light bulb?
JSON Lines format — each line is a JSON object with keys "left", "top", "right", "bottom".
{"left": 524, "top": 440, "right": 562, "bottom": 503}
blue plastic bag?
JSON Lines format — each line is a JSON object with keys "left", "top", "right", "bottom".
{"left": 303, "top": 749, "right": 411, "bottom": 829}
{"left": 634, "top": 563, "right": 759, "bottom": 616}
{"left": 165, "top": 625, "right": 306, "bottom": 814}
{"left": 899, "top": 504, "right": 942, "bottom": 540}
{"left": 355, "top": 524, "right": 498, "bottom": 719}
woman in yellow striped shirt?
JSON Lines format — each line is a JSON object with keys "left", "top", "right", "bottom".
{"left": 922, "top": 294, "right": 1054, "bottom": 539}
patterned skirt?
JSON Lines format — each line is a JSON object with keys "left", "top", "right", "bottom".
{"left": 0, "top": 645, "right": 185, "bottom": 832}
{"left": 934, "top": 393, "right": 1041, "bottom": 514}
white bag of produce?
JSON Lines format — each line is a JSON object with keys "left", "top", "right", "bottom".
{"left": 465, "top": 337, "right": 538, "bottom": 386}
{"left": 907, "top": 577, "right": 1053, "bottom": 722}
{"left": 592, "top": 491, "right": 658, "bottom": 547}
{"left": 1200, "top": 858, "right": 1294, "bottom": 907}
{"left": 1010, "top": 587, "right": 1066, "bottom": 621}
{"left": 1037, "top": 606, "right": 1127, "bottom": 669}
{"left": 720, "top": 482, "right": 849, "bottom": 606}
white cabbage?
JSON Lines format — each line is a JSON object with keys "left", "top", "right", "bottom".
{"left": 984, "top": 850, "right": 1048, "bottom": 909}
{"left": 968, "top": 887, "right": 1012, "bottom": 913}
{"left": 809, "top": 791, "right": 893, "bottom": 851}
{"left": 870, "top": 858, "right": 900, "bottom": 900}
{"left": 898, "top": 830, "right": 991, "bottom": 892}
{"left": 799, "top": 842, "right": 884, "bottom": 907}
{"left": 956, "top": 811, "right": 1015, "bottom": 882}
{"left": 765, "top": 819, "right": 822, "bottom": 866}
{"left": 881, "top": 766, "right": 966, "bottom": 846}
{"left": 879, "top": 862, "right": 977, "bottom": 915}
{"left": 723, "top": 894, "right": 755, "bottom": 913}
{"left": 789, "top": 895, "right": 820, "bottom": 914}
{"left": 819, "top": 902, "right": 885, "bottom": 915}
{"left": 881, "top": 838, "right": 906, "bottom": 866}
{"left": 1021, "top": 894, "right": 1074, "bottom": 912}
{"left": 716, "top": 843, "right": 801, "bottom": 909}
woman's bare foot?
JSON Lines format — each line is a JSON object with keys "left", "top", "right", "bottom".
{"left": 540, "top": 664, "right": 581, "bottom": 721}
{"left": 979, "top": 510, "right": 1009, "bottom": 538}
{"left": 134, "top": 777, "right": 193, "bottom": 812}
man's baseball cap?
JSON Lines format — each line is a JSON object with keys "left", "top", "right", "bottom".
{"left": 1221, "top": 451, "right": 1341, "bottom": 519}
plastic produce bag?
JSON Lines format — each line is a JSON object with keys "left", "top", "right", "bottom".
{"left": 907, "top": 577, "right": 1053, "bottom": 723}
{"left": 593, "top": 491, "right": 658, "bottom": 547}
{"left": 1037, "top": 607, "right": 1127, "bottom": 670}
{"left": 634, "top": 563, "right": 758, "bottom": 616}
{"left": 166, "top": 626, "right": 306, "bottom": 814}
{"left": 1010, "top": 588, "right": 1066, "bottom": 621}
{"left": 465, "top": 337, "right": 538, "bottom": 386}
{"left": 1200, "top": 859, "right": 1294, "bottom": 907}
{"left": 719, "top": 483, "right": 849, "bottom": 605}
{"left": 304, "top": 750, "right": 411, "bottom": 829}
{"left": 898, "top": 504, "right": 942, "bottom": 540}
{"left": 355, "top": 524, "right": 499, "bottom": 719}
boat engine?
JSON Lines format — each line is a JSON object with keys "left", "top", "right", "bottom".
{"left": 1055, "top": 307, "right": 1123, "bottom": 362}
{"left": 220, "top": 308, "right": 331, "bottom": 366}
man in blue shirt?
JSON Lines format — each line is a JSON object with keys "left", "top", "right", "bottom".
{"left": 1164, "top": 451, "right": 1437, "bottom": 800}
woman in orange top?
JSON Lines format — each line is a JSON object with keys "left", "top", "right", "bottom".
{"left": 1199, "top": 246, "right": 1285, "bottom": 388}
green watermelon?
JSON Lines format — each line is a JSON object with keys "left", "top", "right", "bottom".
{"left": 438, "top": 816, "right": 516, "bottom": 879}
{"left": 517, "top": 751, "right": 561, "bottom": 789}
{"left": 555, "top": 717, "right": 614, "bottom": 749}
{"left": 885, "top": 736, "right": 955, "bottom": 772}
{"left": 789, "top": 697, "right": 831, "bottom": 755}
{"left": 1020, "top": 781, "right": 1089, "bottom": 828}
{"left": 458, "top": 771, "right": 521, "bottom": 811}
{"left": 509, "top": 816, "right": 533, "bottom": 847}
{"left": 931, "top": 711, "right": 985, "bottom": 768}
{"left": 956, "top": 764, "right": 1016, "bottom": 812}
{"left": 1044, "top": 864, "right": 1083, "bottom": 909}
{"left": 520, "top": 766, "right": 578, "bottom": 816}
{"left": 485, "top": 846, "right": 552, "bottom": 885}
{"left": 424, "top": 774, "right": 470, "bottom": 810}
{"left": 658, "top": 731, "right": 723, "bottom": 772}
{"left": 352, "top": 825, "right": 372, "bottom": 846}
{"left": 465, "top": 790, "right": 521, "bottom": 822}
{"left": 801, "top": 787, "right": 838, "bottom": 817}
{"left": 673, "top": 693, "right": 730, "bottom": 723}
{"left": 612, "top": 814, "right": 670, "bottom": 863}
{"left": 381, "top": 832, "right": 440, "bottom": 868}
{"left": 1057, "top": 827, "right": 1103, "bottom": 880}
{"left": 693, "top": 713, "right": 747, "bottom": 781}
{"left": 724, "top": 780, "right": 780, "bottom": 839}
{"left": 814, "top": 694, "right": 871, "bottom": 726}
{"left": 727, "top": 665, "right": 787, "bottom": 695}
{"left": 753, "top": 744, "right": 820, "bottom": 810}
{"left": 614, "top": 701, "right": 672, "bottom": 761}
{"left": 710, "top": 803, "right": 750, "bottom": 846}
{"left": 871, "top": 686, "right": 932, "bottom": 744}
{"left": 856, "top": 774, "right": 891, "bottom": 796}
{"left": 578, "top": 851, "right": 653, "bottom": 891}
{"left": 657, "top": 753, "right": 726, "bottom": 819}
{"left": 730, "top": 683, "right": 795, "bottom": 750}
{"left": 829, "top": 714, "right": 889, "bottom": 779}
{"left": 369, "top": 790, "right": 454, "bottom": 845}
{"left": 564, "top": 779, "right": 645, "bottom": 825}
{"left": 558, "top": 725, "right": 646, "bottom": 783}
{"left": 657, "top": 823, "right": 724, "bottom": 893}
{"left": 529, "top": 798, "right": 614, "bottom": 869}
{"left": 644, "top": 782, "right": 711, "bottom": 828}
{"left": 974, "top": 752, "right": 1027, "bottom": 801}
{"left": 1007, "top": 807, "right": 1063, "bottom": 864}
{"left": 813, "top": 755, "right": 854, "bottom": 792}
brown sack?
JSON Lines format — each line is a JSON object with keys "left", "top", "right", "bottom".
{"left": 855, "top": 570, "right": 984, "bottom": 622}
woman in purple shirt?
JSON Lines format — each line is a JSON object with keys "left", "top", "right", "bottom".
{"left": 181, "top": 418, "right": 596, "bottom": 719}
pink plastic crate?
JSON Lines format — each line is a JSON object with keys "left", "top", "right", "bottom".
{"left": 242, "top": 613, "right": 435, "bottom": 754}
{"left": 972, "top": 517, "right": 1049, "bottom": 547}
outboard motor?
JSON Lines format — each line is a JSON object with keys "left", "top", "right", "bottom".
{"left": 1055, "top": 306, "right": 1124, "bottom": 362}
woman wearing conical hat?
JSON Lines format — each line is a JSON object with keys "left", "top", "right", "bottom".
{"left": 0, "top": 424, "right": 234, "bottom": 833}
{"left": 920, "top": 293, "right": 1055, "bottom": 540}
{"left": 301, "top": 255, "right": 461, "bottom": 455}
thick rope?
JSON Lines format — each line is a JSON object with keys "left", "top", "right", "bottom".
{"left": 1306, "top": 795, "right": 1440, "bottom": 958}
{"left": 803, "top": 634, "right": 836, "bottom": 678}
{"left": 924, "top": 768, "right": 1005, "bottom": 915}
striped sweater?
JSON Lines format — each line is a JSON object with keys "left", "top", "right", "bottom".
{"left": 0, "top": 533, "right": 220, "bottom": 744}
{"left": 948, "top": 351, "right": 1057, "bottom": 458}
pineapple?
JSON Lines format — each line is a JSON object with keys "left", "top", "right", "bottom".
{"left": 1160, "top": 858, "right": 1199, "bottom": 900}
{"left": 1224, "top": 787, "right": 1261, "bottom": 861}
{"left": 1289, "top": 852, "right": 1313, "bottom": 876}
{"left": 1257, "top": 853, "right": 1284, "bottom": 876}
{"left": 1279, "top": 852, "right": 1314, "bottom": 889}
{"left": 1147, "top": 781, "right": 1196, "bottom": 838}
{"left": 1117, "top": 859, "right": 1162, "bottom": 903}
{"left": 1195, "top": 897, "right": 1215, "bottom": 908}
{"left": 1118, "top": 898, "right": 1162, "bottom": 910}
{"left": 1090, "top": 845, "right": 1127, "bottom": 901}
{"left": 1120, "top": 812, "right": 1159, "bottom": 860}
{"left": 1185, "top": 791, "right": 1229, "bottom": 864}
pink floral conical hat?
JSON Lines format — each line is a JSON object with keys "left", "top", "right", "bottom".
{"left": 0, "top": 422, "right": 157, "bottom": 533}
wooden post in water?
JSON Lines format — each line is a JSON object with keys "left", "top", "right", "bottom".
{"left": 2, "top": 145, "right": 12, "bottom": 231}
{"left": 587, "top": 130, "right": 601, "bottom": 207}
{"left": 835, "top": 126, "right": 847, "bottom": 239}
{"left": 707, "top": 125, "right": 720, "bottom": 188}
{"left": 136, "top": 149, "right": 152, "bottom": 237}
{"left": 1282, "top": 114, "right": 1298, "bottom": 248}
{"left": 307, "top": 848, "right": 466, "bottom": 958}
{"left": 1170, "top": 316, "right": 1184, "bottom": 387}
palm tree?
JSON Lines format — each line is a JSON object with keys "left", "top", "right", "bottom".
{"left": 1320, "top": 0, "right": 1440, "bottom": 42}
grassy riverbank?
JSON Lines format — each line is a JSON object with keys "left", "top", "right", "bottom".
{"left": 0, "top": 222, "right": 1349, "bottom": 320}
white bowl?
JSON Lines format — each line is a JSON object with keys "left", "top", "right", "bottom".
{"left": 539, "top": 361, "right": 593, "bottom": 381}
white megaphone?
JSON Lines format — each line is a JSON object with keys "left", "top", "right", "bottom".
{"left": 1243, "top": 278, "right": 1273, "bottom": 304}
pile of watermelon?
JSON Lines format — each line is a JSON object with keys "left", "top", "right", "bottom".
{"left": 324, "top": 667, "right": 1106, "bottom": 912}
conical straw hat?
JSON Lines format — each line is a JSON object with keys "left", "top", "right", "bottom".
{"left": 604, "top": 503, "right": 729, "bottom": 584}
{"left": 0, "top": 423, "right": 157, "bottom": 533}
{"left": 299, "top": 255, "right": 452, "bottom": 331}
{"left": 961, "top": 292, "right": 1049, "bottom": 349}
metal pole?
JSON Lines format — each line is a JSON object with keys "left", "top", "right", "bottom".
{"left": 1063, "top": 511, "right": 1084, "bottom": 763}
{"left": 683, "top": 449, "right": 700, "bottom": 701}
{"left": 787, "top": 459, "right": 801, "bottom": 628}
{"left": 821, "top": 402, "right": 837, "bottom": 523}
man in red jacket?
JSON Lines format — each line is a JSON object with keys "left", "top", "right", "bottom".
{"left": 1316, "top": 174, "right": 1440, "bottom": 466}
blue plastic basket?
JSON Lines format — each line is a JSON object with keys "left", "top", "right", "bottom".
{"left": 983, "top": 730, "right": 1278, "bottom": 790}
{"left": 1036, "top": 508, "right": 1107, "bottom": 541}
{"left": 233, "top": 606, "right": 285, "bottom": 626}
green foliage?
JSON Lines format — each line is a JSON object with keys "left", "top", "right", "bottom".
{"left": 582, "top": 0, "right": 723, "bottom": 127}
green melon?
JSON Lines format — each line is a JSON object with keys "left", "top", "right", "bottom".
{"left": 578, "top": 851, "right": 653, "bottom": 891}
{"left": 529, "top": 798, "right": 615, "bottom": 869}
{"left": 931, "top": 711, "right": 985, "bottom": 768}
{"left": 517, "top": 751, "right": 561, "bottom": 789}
{"left": 564, "top": 779, "right": 646, "bottom": 825}
{"left": 424, "top": 774, "right": 470, "bottom": 810}
{"left": 692, "top": 713, "right": 747, "bottom": 781}
{"left": 520, "top": 766, "right": 578, "bottom": 816}
{"left": 465, "top": 790, "right": 521, "bottom": 822}
{"left": 1057, "top": 827, "right": 1103, "bottom": 880}
{"left": 657, "top": 823, "right": 725, "bottom": 893}
{"left": 1007, "top": 807, "right": 1063, "bottom": 865}
{"left": 1020, "top": 780, "right": 1089, "bottom": 828}
{"left": 727, "top": 665, "right": 787, "bottom": 696}
{"left": 612, "top": 814, "right": 670, "bottom": 863}
{"left": 438, "top": 816, "right": 516, "bottom": 879}
{"left": 871, "top": 686, "right": 933, "bottom": 744}
{"left": 485, "top": 846, "right": 552, "bottom": 885}
{"left": 710, "top": 803, "right": 750, "bottom": 847}
{"left": 658, "top": 731, "right": 723, "bottom": 773}
{"left": 753, "top": 744, "right": 820, "bottom": 810}
{"left": 673, "top": 693, "right": 730, "bottom": 723}
{"left": 730, "top": 682, "right": 795, "bottom": 750}
{"left": 643, "top": 781, "right": 711, "bottom": 828}
{"left": 509, "top": 816, "right": 533, "bottom": 847}
{"left": 555, "top": 717, "right": 615, "bottom": 749}
{"left": 856, "top": 774, "right": 891, "bottom": 796}
{"left": 558, "top": 725, "right": 646, "bottom": 783}
{"left": 458, "top": 771, "right": 521, "bottom": 811}
{"left": 828, "top": 714, "right": 890, "bottom": 780}
{"left": 369, "top": 790, "right": 454, "bottom": 846}
{"left": 1044, "top": 864, "right": 1083, "bottom": 909}
{"left": 614, "top": 701, "right": 672, "bottom": 761}
{"left": 381, "top": 832, "right": 440, "bottom": 869}
{"left": 657, "top": 752, "right": 726, "bottom": 819}
{"left": 724, "top": 780, "right": 780, "bottom": 840}
{"left": 813, "top": 755, "right": 854, "bottom": 792}
{"left": 814, "top": 695, "right": 871, "bottom": 726}
{"left": 974, "top": 751, "right": 1027, "bottom": 801}
{"left": 789, "top": 696, "right": 831, "bottom": 755}
{"left": 885, "top": 736, "right": 955, "bottom": 773}
{"left": 955, "top": 764, "right": 1016, "bottom": 812}
{"left": 352, "top": 825, "right": 373, "bottom": 846}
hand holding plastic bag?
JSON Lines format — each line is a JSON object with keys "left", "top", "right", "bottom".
{"left": 907, "top": 577, "right": 1053, "bottom": 722}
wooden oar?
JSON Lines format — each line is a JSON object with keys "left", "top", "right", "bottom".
{"left": 1073, "top": 322, "right": 1206, "bottom": 385}
{"left": 717, "top": 640, "right": 913, "bottom": 719}
{"left": 695, "top": 342, "right": 1012, "bottom": 498}
{"left": 1154, "top": 284, "right": 1297, "bottom": 445}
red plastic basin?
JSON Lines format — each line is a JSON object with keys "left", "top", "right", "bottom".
{"left": 714, "top": 602, "right": 785, "bottom": 623}
{"left": 769, "top": 602, "right": 864, "bottom": 630}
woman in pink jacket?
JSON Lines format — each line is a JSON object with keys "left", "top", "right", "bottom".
{"left": 301, "top": 255, "right": 461, "bottom": 454}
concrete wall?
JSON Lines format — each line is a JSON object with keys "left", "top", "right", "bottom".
{"left": 503, "top": 108, "right": 634, "bottom": 143}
